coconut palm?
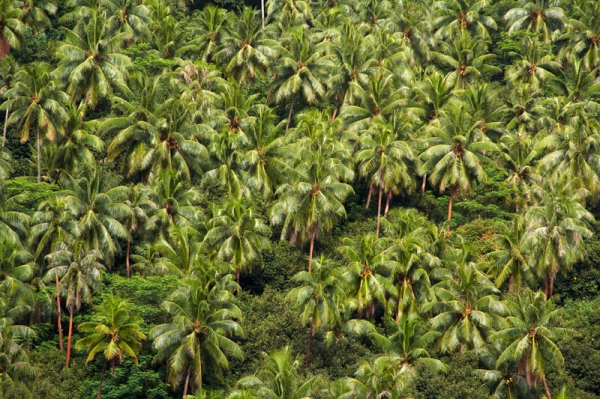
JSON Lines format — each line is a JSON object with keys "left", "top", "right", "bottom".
{"left": 53, "top": 10, "right": 132, "bottom": 108}
{"left": 19, "top": 0, "right": 57, "bottom": 33}
{"left": 0, "top": 0, "right": 24, "bottom": 58}
{"left": 423, "top": 245, "right": 507, "bottom": 353}
{"left": 352, "top": 355, "right": 415, "bottom": 399}
{"left": 130, "top": 241, "right": 179, "bottom": 276}
{"left": 1, "top": 62, "right": 68, "bottom": 182}
{"left": 475, "top": 345, "right": 534, "bottom": 399}
{"left": 204, "top": 199, "right": 271, "bottom": 290}
{"left": 506, "top": 36, "right": 559, "bottom": 91}
{"left": 0, "top": 184, "right": 29, "bottom": 245}
{"left": 149, "top": 275, "right": 243, "bottom": 397}
{"left": 101, "top": 0, "right": 152, "bottom": 43}
{"left": 233, "top": 346, "right": 319, "bottom": 399}
{"left": 287, "top": 256, "right": 344, "bottom": 368}
{"left": 148, "top": 0, "right": 184, "bottom": 59}
{"left": 562, "top": 0, "right": 600, "bottom": 70}
{"left": 177, "top": 5, "right": 227, "bottom": 62}
{"left": 338, "top": 233, "right": 395, "bottom": 319}
{"left": 123, "top": 183, "right": 156, "bottom": 278}
{"left": 489, "top": 289, "right": 569, "bottom": 399}
{"left": 433, "top": 0, "right": 497, "bottom": 41}
{"left": 75, "top": 296, "right": 146, "bottom": 399}
{"left": 44, "top": 242, "right": 105, "bottom": 368}
{"left": 171, "top": 61, "right": 224, "bottom": 122}
{"left": 505, "top": 0, "right": 565, "bottom": 41}
{"left": 0, "top": 239, "right": 35, "bottom": 311}
{"left": 419, "top": 100, "right": 498, "bottom": 229}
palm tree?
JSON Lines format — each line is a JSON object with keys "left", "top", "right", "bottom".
{"left": 562, "top": 0, "right": 600, "bottom": 70}
{"left": 75, "top": 296, "right": 146, "bottom": 399}
{"left": 433, "top": 0, "right": 497, "bottom": 41}
{"left": 44, "top": 242, "right": 105, "bottom": 368}
{"left": 272, "top": 27, "right": 333, "bottom": 130}
{"left": 19, "top": 0, "right": 57, "bottom": 33}
{"left": 287, "top": 256, "right": 344, "bottom": 368}
{"left": 476, "top": 345, "right": 534, "bottom": 399}
{"left": 149, "top": 276, "right": 243, "bottom": 397}
{"left": 506, "top": 36, "right": 559, "bottom": 91}
{"left": 0, "top": 184, "right": 29, "bottom": 245}
{"left": 356, "top": 117, "right": 419, "bottom": 236}
{"left": 101, "top": 0, "right": 152, "bottom": 43}
{"left": 505, "top": 0, "right": 565, "bottom": 42}
{"left": 177, "top": 5, "right": 227, "bottom": 62}
{"left": 423, "top": 245, "right": 507, "bottom": 353}
{"left": 419, "top": 101, "right": 498, "bottom": 230}
{"left": 352, "top": 355, "right": 414, "bottom": 399}
{"left": 271, "top": 110, "right": 354, "bottom": 272}
{"left": 0, "top": 57, "right": 16, "bottom": 147}
{"left": 0, "top": 239, "right": 35, "bottom": 311}
{"left": 214, "top": 7, "right": 278, "bottom": 85}
{"left": 123, "top": 183, "right": 156, "bottom": 278}
{"left": 233, "top": 346, "right": 319, "bottom": 399}
{"left": 53, "top": 10, "right": 132, "bottom": 108}
{"left": 489, "top": 289, "right": 569, "bottom": 399}
{"left": 204, "top": 199, "right": 271, "bottom": 291}
{"left": 338, "top": 233, "right": 395, "bottom": 319}
{"left": 130, "top": 241, "right": 179, "bottom": 276}
{"left": 0, "top": 0, "right": 24, "bottom": 58}
{"left": 523, "top": 178, "right": 594, "bottom": 298}
{"left": 1, "top": 62, "right": 68, "bottom": 182}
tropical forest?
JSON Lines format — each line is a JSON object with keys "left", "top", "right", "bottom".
{"left": 2, "top": 0, "right": 600, "bottom": 398}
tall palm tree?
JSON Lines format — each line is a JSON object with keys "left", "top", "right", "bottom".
{"left": 0, "top": 239, "right": 35, "bottom": 311}
{"left": 338, "top": 233, "right": 395, "bottom": 319}
{"left": 0, "top": 184, "right": 29, "bottom": 245}
{"left": 100, "top": 0, "right": 152, "bottom": 43}
{"left": 287, "top": 256, "right": 344, "bottom": 368}
{"left": 419, "top": 101, "right": 498, "bottom": 229}
{"left": 0, "top": 0, "right": 24, "bottom": 58}
{"left": 177, "top": 5, "right": 227, "bottom": 62}
{"left": 150, "top": 276, "right": 243, "bottom": 397}
{"left": 76, "top": 296, "right": 146, "bottom": 399}
{"left": 423, "top": 245, "right": 507, "bottom": 353}
{"left": 506, "top": 36, "right": 559, "bottom": 91}
{"left": 489, "top": 289, "right": 568, "bottom": 399}
{"left": 505, "top": 0, "right": 565, "bottom": 42}
{"left": 204, "top": 199, "right": 271, "bottom": 291}
{"left": 1, "top": 62, "right": 68, "bottom": 182}
{"left": 233, "top": 346, "right": 319, "bottom": 399}
{"left": 352, "top": 355, "right": 414, "bottom": 399}
{"left": 44, "top": 242, "right": 105, "bottom": 368}
{"left": 433, "top": 0, "right": 497, "bottom": 41}
{"left": 19, "top": 0, "right": 57, "bottom": 33}
{"left": 562, "top": 0, "right": 600, "bottom": 70}
{"left": 271, "top": 110, "right": 354, "bottom": 272}
{"left": 123, "top": 183, "right": 156, "bottom": 278}
{"left": 53, "top": 10, "right": 132, "bottom": 108}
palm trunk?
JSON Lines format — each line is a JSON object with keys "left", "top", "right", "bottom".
{"left": 544, "top": 271, "right": 550, "bottom": 299}
{"left": 236, "top": 269, "right": 241, "bottom": 296}
{"left": 308, "top": 230, "right": 316, "bottom": 273}
{"left": 332, "top": 90, "right": 345, "bottom": 121}
{"left": 366, "top": 184, "right": 373, "bottom": 208}
{"left": 305, "top": 321, "right": 315, "bottom": 369}
{"left": 376, "top": 186, "right": 383, "bottom": 237}
{"left": 56, "top": 274, "right": 63, "bottom": 350}
{"left": 261, "top": 0, "right": 265, "bottom": 28}
{"left": 265, "top": 74, "right": 277, "bottom": 104}
{"left": 126, "top": 239, "right": 131, "bottom": 278}
{"left": 97, "top": 361, "right": 107, "bottom": 399}
{"left": 549, "top": 272, "right": 555, "bottom": 298}
{"left": 542, "top": 376, "right": 552, "bottom": 399}
{"left": 421, "top": 174, "right": 426, "bottom": 193}
{"left": 285, "top": 94, "right": 296, "bottom": 132}
{"left": 2, "top": 107, "right": 8, "bottom": 146}
{"left": 384, "top": 191, "right": 392, "bottom": 216}
{"left": 508, "top": 274, "right": 515, "bottom": 292}
{"left": 396, "top": 291, "right": 401, "bottom": 323}
{"left": 66, "top": 308, "right": 74, "bottom": 367}
{"left": 447, "top": 186, "right": 456, "bottom": 232}
{"left": 182, "top": 366, "right": 191, "bottom": 399}
{"left": 37, "top": 127, "right": 41, "bottom": 183}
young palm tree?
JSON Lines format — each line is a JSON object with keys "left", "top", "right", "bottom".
{"left": 44, "top": 242, "right": 105, "bottom": 368}
{"left": 177, "top": 5, "right": 227, "bottom": 62}
{"left": 76, "top": 296, "right": 146, "bottom": 399}
{"left": 53, "top": 10, "right": 132, "bottom": 108}
{"left": 287, "top": 256, "right": 345, "bottom": 368}
{"left": 1, "top": 62, "right": 68, "bottom": 182}
{"left": 352, "top": 355, "right": 415, "bottom": 399}
{"left": 149, "top": 275, "right": 243, "bottom": 397}
{"left": 433, "top": 0, "right": 497, "bottom": 41}
{"left": 338, "top": 233, "right": 395, "bottom": 319}
{"left": 489, "top": 289, "right": 569, "bottom": 399}
{"left": 506, "top": 36, "right": 559, "bottom": 91}
{"left": 0, "top": 0, "right": 24, "bottom": 58}
{"left": 204, "top": 199, "right": 271, "bottom": 291}
{"left": 232, "top": 346, "right": 319, "bottom": 399}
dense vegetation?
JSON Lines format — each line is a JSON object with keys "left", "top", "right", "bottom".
{"left": 2, "top": 0, "right": 600, "bottom": 398}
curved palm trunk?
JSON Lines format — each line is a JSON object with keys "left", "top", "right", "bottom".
{"left": 2, "top": 107, "right": 8, "bottom": 146}
{"left": 542, "top": 376, "right": 552, "bottom": 399}
{"left": 447, "top": 186, "right": 457, "bottom": 232}
{"left": 126, "top": 239, "right": 131, "bottom": 278}
{"left": 56, "top": 274, "right": 63, "bottom": 350}
{"left": 305, "top": 321, "right": 315, "bottom": 369}
{"left": 97, "top": 361, "right": 107, "bottom": 399}
{"left": 384, "top": 191, "right": 392, "bottom": 216}
{"left": 236, "top": 269, "right": 242, "bottom": 296}
{"left": 376, "top": 186, "right": 383, "bottom": 237}
{"left": 544, "top": 271, "right": 550, "bottom": 299}
{"left": 332, "top": 90, "right": 345, "bottom": 121}
{"left": 549, "top": 272, "right": 556, "bottom": 298}
{"left": 182, "top": 366, "right": 192, "bottom": 399}
{"left": 421, "top": 175, "right": 426, "bottom": 193}
{"left": 37, "top": 127, "right": 42, "bottom": 183}
{"left": 66, "top": 307, "right": 74, "bottom": 367}
{"left": 261, "top": 0, "right": 265, "bottom": 28}
{"left": 366, "top": 184, "right": 374, "bottom": 208}
{"left": 285, "top": 94, "right": 297, "bottom": 132}
{"left": 308, "top": 229, "right": 316, "bottom": 273}
{"left": 265, "top": 74, "right": 277, "bottom": 104}
{"left": 508, "top": 274, "right": 515, "bottom": 292}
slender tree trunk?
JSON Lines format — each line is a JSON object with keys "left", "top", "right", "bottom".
{"left": 56, "top": 274, "right": 63, "bottom": 350}
{"left": 236, "top": 269, "right": 241, "bottom": 296}
{"left": 544, "top": 271, "right": 549, "bottom": 299}
{"left": 182, "top": 366, "right": 191, "bottom": 399}
{"left": 542, "top": 376, "right": 552, "bottom": 399}
{"left": 376, "top": 186, "right": 383, "bottom": 237}
{"left": 366, "top": 184, "right": 373, "bottom": 208}
{"left": 332, "top": 90, "right": 345, "bottom": 121}
{"left": 384, "top": 191, "right": 392, "bottom": 216}
{"left": 97, "top": 361, "right": 107, "bottom": 399}
{"left": 2, "top": 107, "right": 8, "bottom": 146}
{"left": 66, "top": 308, "right": 74, "bottom": 367}
{"left": 37, "top": 127, "right": 41, "bottom": 183}
{"left": 549, "top": 272, "right": 555, "bottom": 298}
{"left": 447, "top": 187, "right": 456, "bottom": 232}
{"left": 305, "top": 321, "right": 315, "bottom": 369}
{"left": 265, "top": 73, "right": 277, "bottom": 104}
{"left": 508, "top": 274, "right": 515, "bottom": 292}
{"left": 285, "top": 94, "right": 296, "bottom": 132}
{"left": 421, "top": 174, "right": 426, "bottom": 193}
{"left": 308, "top": 230, "right": 316, "bottom": 273}
{"left": 261, "top": 0, "right": 265, "bottom": 28}
{"left": 126, "top": 239, "right": 131, "bottom": 278}
{"left": 396, "top": 291, "right": 401, "bottom": 323}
